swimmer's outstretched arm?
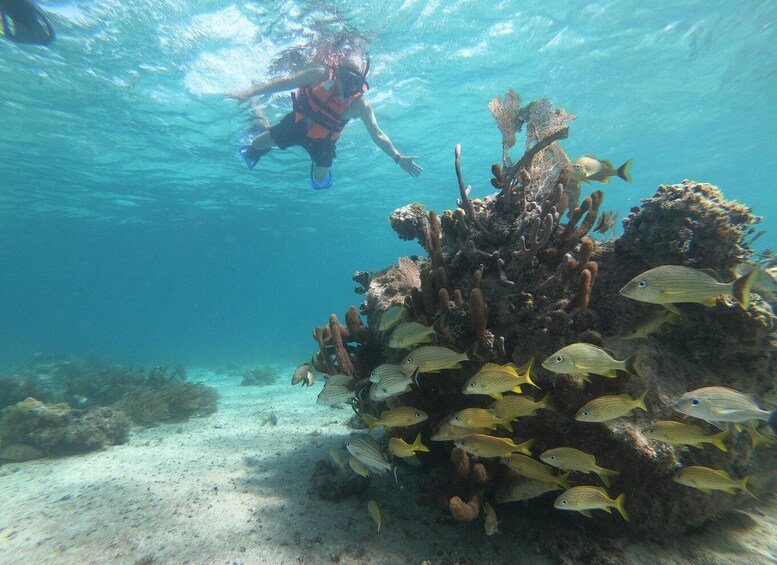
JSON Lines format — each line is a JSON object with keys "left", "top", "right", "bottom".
{"left": 353, "top": 98, "right": 422, "bottom": 177}
{"left": 226, "top": 67, "right": 328, "bottom": 105}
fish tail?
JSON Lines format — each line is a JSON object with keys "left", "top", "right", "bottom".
{"left": 362, "top": 415, "right": 378, "bottom": 432}
{"left": 625, "top": 349, "right": 645, "bottom": 379}
{"left": 540, "top": 392, "right": 556, "bottom": 411}
{"left": 409, "top": 367, "right": 422, "bottom": 387}
{"left": 523, "top": 367, "right": 540, "bottom": 389}
{"left": 515, "top": 437, "right": 535, "bottom": 456}
{"left": 769, "top": 409, "right": 777, "bottom": 436}
{"left": 598, "top": 467, "right": 619, "bottom": 487}
{"left": 710, "top": 430, "right": 729, "bottom": 452}
{"left": 732, "top": 268, "right": 761, "bottom": 309}
{"left": 615, "top": 493, "right": 630, "bottom": 521}
{"left": 617, "top": 159, "right": 633, "bottom": 183}
{"left": 498, "top": 418, "right": 514, "bottom": 432}
{"left": 412, "top": 432, "right": 430, "bottom": 453}
{"left": 558, "top": 471, "right": 571, "bottom": 490}
{"left": 635, "top": 390, "right": 648, "bottom": 412}
{"left": 740, "top": 476, "right": 757, "bottom": 499}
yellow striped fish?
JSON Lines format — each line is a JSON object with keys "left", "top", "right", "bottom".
{"left": 367, "top": 500, "right": 382, "bottom": 534}
{"left": 388, "top": 433, "right": 430, "bottom": 458}
{"left": 542, "top": 343, "right": 641, "bottom": 380}
{"left": 429, "top": 421, "right": 490, "bottom": 442}
{"left": 346, "top": 435, "right": 392, "bottom": 474}
{"left": 747, "top": 422, "right": 777, "bottom": 449}
{"left": 619, "top": 265, "right": 760, "bottom": 313}
{"left": 400, "top": 346, "right": 469, "bottom": 376}
{"left": 500, "top": 454, "right": 570, "bottom": 489}
{"left": 554, "top": 486, "right": 629, "bottom": 521}
{"left": 494, "top": 478, "right": 563, "bottom": 504}
{"left": 316, "top": 385, "right": 355, "bottom": 406}
{"left": 454, "top": 434, "right": 534, "bottom": 458}
{"left": 641, "top": 421, "right": 728, "bottom": 452}
{"left": 369, "top": 375, "right": 413, "bottom": 401}
{"left": 389, "top": 321, "right": 436, "bottom": 349}
{"left": 483, "top": 502, "right": 500, "bottom": 535}
{"left": 329, "top": 448, "right": 348, "bottom": 470}
{"left": 363, "top": 406, "right": 428, "bottom": 431}
{"left": 673, "top": 466, "right": 754, "bottom": 497}
{"left": 369, "top": 364, "right": 406, "bottom": 383}
{"left": 575, "top": 391, "right": 648, "bottom": 422}
{"left": 462, "top": 358, "right": 537, "bottom": 399}
{"left": 349, "top": 456, "right": 370, "bottom": 478}
{"left": 490, "top": 393, "right": 555, "bottom": 419}
{"left": 540, "top": 447, "right": 619, "bottom": 487}
{"left": 448, "top": 408, "right": 514, "bottom": 432}
{"left": 379, "top": 304, "right": 407, "bottom": 332}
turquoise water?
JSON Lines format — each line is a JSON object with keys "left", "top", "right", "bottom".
{"left": 1, "top": 0, "right": 776, "bottom": 367}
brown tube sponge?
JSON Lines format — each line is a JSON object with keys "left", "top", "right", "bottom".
{"left": 449, "top": 496, "right": 480, "bottom": 522}
{"left": 344, "top": 305, "right": 368, "bottom": 344}
{"left": 451, "top": 447, "right": 470, "bottom": 477}
{"left": 439, "top": 288, "right": 451, "bottom": 312}
{"left": 328, "top": 314, "right": 354, "bottom": 375}
{"left": 469, "top": 288, "right": 488, "bottom": 339}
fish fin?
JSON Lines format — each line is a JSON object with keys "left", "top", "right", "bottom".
{"left": 732, "top": 267, "right": 760, "bottom": 309}
{"left": 617, "top": 159, "right": 633, "bottom": 183}
{"left": 701, "top": 296, "right": 719, "bottom": 307}
{"left": 709, "top": 421, "right": 728, "bottom": 432}
{"left": 498, "top": 419, "right": 514, "bottom": 432}
{"left": 409, "top": 367, "right": 421, "bottom": 387}
{"left": 769, "top": 410, "right": 777, "bottom": 436}
{"left": 558, "top": 472, "right": 571, "bottom": 490}
{"left": 600, "top": 176, "right": 611, "bottom": 184}
{"left": 599, "top": 473, "right": 611, "bottom": 487}
{"left": 540, "top": 392, "right": 556, "bottom": 412}
{"left": 580, "top": 510, "right": 593, "bottom": 518}
{"left": 510, "top": 385, "right": 523, "bottom": 395}
{"left": 661, "top": 303, "right": 682, "bottom": 316}
{"left": 362, "top": 415, "right": 378, "bottom": 432}
{"left": 490, "top": 392, "right": 504, "bottom": 400}
{"left": 412, "top": 433, "right": 430, "bottom": 453}
{"left": 635, "top": 390, "right": 648, "bottom": 412}
{"left": 740, "top": 476, "right": 757, "bottom": 499}
{"left": 699, "top": 488, "right": 713, "bottom": 494}
{"left": 734, "top": 423, "right": 745, "bottom": 433}
{"left": 625, "top": 349, "right": 645, "bottom": 379}
{"left": 600, "top": 159, "right": 614, "bottom": 169}
{"left": 615, "top": 493, "right": 630, "bottom": 521}
{"left": 602, "top": 506, "right": 612, "bottom": 513}
{"left": 699, "top": 268, "right": 722, "bottom": 282}
{"left": 711, "top": 431, "right": 729, "bottom": 452}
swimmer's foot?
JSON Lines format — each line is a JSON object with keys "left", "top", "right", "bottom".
{"left": 240, "top": 146, "right": 269, "bottom": 170}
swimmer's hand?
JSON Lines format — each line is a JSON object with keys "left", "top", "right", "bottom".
{"left": 398, "top": 156, "right": 423, "bottom": 177}
{"left": 225, "top": 89, "right": 253, "bottom": 105}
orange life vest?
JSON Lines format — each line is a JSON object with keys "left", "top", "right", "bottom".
{"left": 292, "top": 68, "right": 368, "bottom": 142}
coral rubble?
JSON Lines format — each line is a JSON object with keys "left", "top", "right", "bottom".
{"left": 305, "top": 90, "right": 777, "bottom": 542}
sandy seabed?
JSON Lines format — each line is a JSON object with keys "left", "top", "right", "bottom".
{"left": 1, "top": 369, "right": 775, "bottom": 565}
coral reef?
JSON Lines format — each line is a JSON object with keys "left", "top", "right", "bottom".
{"left": 114, "top": 383, "right": 219, "bottom": 426}
{"left": 305, "top": 90, "right": 777, "bottom": 543}
{"left": 240, "top": 366, "right": 280, "bottom": 386}
{"left": 0, "top": 397, "right": 130, "bottom": 456}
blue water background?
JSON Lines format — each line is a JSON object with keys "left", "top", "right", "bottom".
{"left": 1, "top": 0, "right": 775, "bottom": 368}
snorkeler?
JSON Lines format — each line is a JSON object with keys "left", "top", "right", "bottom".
{"left": 0, "top": 0, "right": 55, "bottom": 45}
{"left": 226, "top": 50, "right": 422, "bottom": 190}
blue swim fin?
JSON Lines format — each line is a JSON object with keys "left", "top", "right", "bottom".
{"left": 310, "top": 165, "right": 333, "bottom": 190}
{"left": 239, "top": 145, "right": 269, "bottom": 170}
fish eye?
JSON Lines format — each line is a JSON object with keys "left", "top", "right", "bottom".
{"left": 549, "top": 455, "right": 556, "bottom": 461}
{"left": 646, "top": 428, "right": 654, "bottom": 434}
{"left": 690, "top": 399, "right": 700, "bottom": 406}
{"left": 415, "top": 412, "right": 422, "bottom": 418}
{"left": 638, "top": 280, "right": 647, "bottom": 288}
{"left": 582, "top": 410, "right": 590, "bottom": 417}
{"left": 560, "top": 499, "right": 568, "bottom": 505}
{"left": 468, "top": 382, "right": 475, "bottom": 388}
{"left": 453, "top": 416, "right": 461, "bottom": 422}
{"left": 555, "top": 356, "right": 563, "bottom": 363}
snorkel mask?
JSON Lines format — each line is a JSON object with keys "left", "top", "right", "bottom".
{"left": 337, "top": 55, "right": 370, "bottom": 97}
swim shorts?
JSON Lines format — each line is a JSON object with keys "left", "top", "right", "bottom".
{"left": 269, "top": 112, "right": 336, "bottom": 168}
